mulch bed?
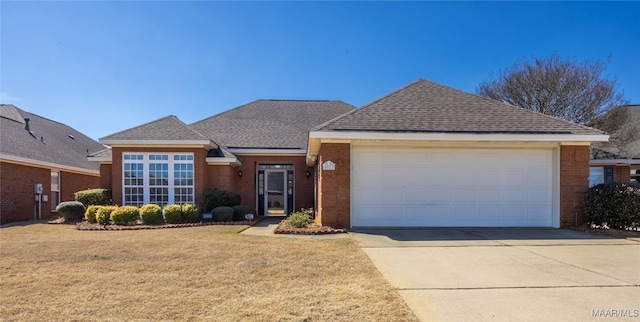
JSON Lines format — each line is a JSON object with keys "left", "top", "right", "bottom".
{"left": 49, "top": 217, "right": 260, "bottom": 230}
{"left": 274, "top": 220, "right": 347, "bottom": 235}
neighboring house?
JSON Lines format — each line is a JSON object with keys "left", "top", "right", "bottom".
{"left": 0, "top": 104, "right": 106, "bottom": 224}
{"left": 588, "top": 104, "right": 640, "bottom": 186}
{"left": 90, "top": 79, "right": 608, "bottom": 229}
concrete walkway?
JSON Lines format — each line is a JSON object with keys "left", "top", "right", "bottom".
{"left": 350, "top": 228, "right": 640, "bottom": 322}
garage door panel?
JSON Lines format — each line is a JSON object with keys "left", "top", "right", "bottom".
{"left": 351, "top": 147, "right": 554, "bottom": 227}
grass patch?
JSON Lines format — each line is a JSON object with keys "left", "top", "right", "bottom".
{"left": 0, "top": 224, "right": 418, "bottom": 321}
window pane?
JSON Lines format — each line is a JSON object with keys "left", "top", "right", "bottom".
{"left": 51, "top": 171, "right": 60, "bottom": 191}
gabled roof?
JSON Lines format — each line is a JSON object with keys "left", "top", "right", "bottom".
{"left": 315, "top": 79, "right": 605, "bottom": 136}
{"left": 590, "top": 104, "right": 640, "bottom": 159}
{"left": 190, "top": 100, "right": 355, "bottom": 150}
{"left": 0, "top": 104, "right": 105, "bottom": 171}
{"left": 100, "top": 115, "right": 215, "bottom": 146}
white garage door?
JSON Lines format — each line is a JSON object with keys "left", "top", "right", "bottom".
{"left": 351, "top": 146, "right": 554, "bottom": 227}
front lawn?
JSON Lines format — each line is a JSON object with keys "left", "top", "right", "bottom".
{"left": 0, "top": 224, "right": 418, "bottom": 321}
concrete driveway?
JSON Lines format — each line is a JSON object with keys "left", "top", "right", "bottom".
{"left": 349, "top": 228, "right": 640, "bottom": 321}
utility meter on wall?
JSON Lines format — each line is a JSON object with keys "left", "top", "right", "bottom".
{"left": 34, "top": 183, "right": 43, "bottom": 194}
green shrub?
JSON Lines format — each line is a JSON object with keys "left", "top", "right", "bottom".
{"left": 286, "top": 208, "right": 314, "bottom": 228}
{"left": 56, "top": 201, "right": 86, "bottom": 221}
{"left": 84, "top": 205, "right": 103, "bottom": 223}
{"left": 232, "top": 205, "right": 252, "bottom": 221}
{"left": 110, "top": 206, "right": 139, "bottom": 225}
{"left": 74, "top": 189, "right": 112, "bottom": 207}
{"left": 202, "top": 189, "right": 241, "bottom": 212}
{"left": 140, "top": 204, "right": 163, "bottom": 224}
{"left": 585, "top": 183, "right": 640, "bottom": 229}
{"left": 164, "top": 204, "right": 182, "bottom": 224}
{"left": 182, "top": 204, "right": 200, "bottom": 223}
{"left": 212, "top": 206, "right": 234, "bottom": 222}
{"left": 96, "top": 206, "right": 118, "bottom": 225}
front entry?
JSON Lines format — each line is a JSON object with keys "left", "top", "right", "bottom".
{"left": 257, "top": 165, "right": 294, "bottom": 216}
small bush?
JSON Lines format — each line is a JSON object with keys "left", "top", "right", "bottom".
{"left": 74, "top": 189, "right": 112, "bottom": 207}
{"left": 164, "top": 204, "right": 182, "bottom": 224}
{"left": 286, "top": 208, "right": 314, "bottom": 228}
{"left": 202, "top": 189, "right": 241, "bottom": 212}
{"left": 212, "top": 206, "right": 234, "bottom": 222}
{"left": 56, "top": 201, "right": 86, "bottom": 221}
{"left": 232, "top": 205, "right": 252, "bottom": 221}
{"left": 84, "top": 205, "right": 103, "bottom": 223}
{"left": 140, "top": 204, "right": 163, "bottom": 224}
{"left": 182, "top": 204, "right": 199, "bottom": 223}
{"left": 96, "top": 206, "right": 118, "bottom": 225}
{"left": 111, "top": 206, "right": 139, "bottom": 225}
{"left": 585, "top": 183, "right": 640, "bottom": 229}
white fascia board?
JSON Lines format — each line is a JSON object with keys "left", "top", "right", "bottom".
{"left": 309, "top": 131, "right": 609, "bottom": 142}
{"left": 1, "top": 153, "right": 100, "bottom": 176}
{"left": 226, "top": 148, "right": 306, "bottom": 155}
{"left": 206, "top": 157, "right": 243, "bottom": 166}
{"left": 590, "top": 159, "right": 640, "bottom": 166}
{"left": 100, "top": 139, "right": 217, "bottom": 148}
{"left": 87, "top": 156, "right": 112, "bottom": 164}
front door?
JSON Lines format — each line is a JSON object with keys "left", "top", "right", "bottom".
{"left": 265, "top": 170, "right": 286, "bottom": 215}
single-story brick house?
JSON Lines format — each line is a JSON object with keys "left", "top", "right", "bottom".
{"left": 90, "top": 79, "right": 609, "bottom": 228}
{"left": 588, "top": 104, "right": 639, "bottom": 185}
{"left": 0, "top": 104, "right": 106, "bottom": 224}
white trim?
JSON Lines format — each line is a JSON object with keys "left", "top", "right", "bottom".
{"left": 309, "top": 131, "right": 609, "bottom": 142}
{"left": 206, "top": 157, "right": 242, "bottom": 166}
{"left": 100, "top": 139, "right": 216, "bottom": 148}
{"left": 0, "top": 153, "right": 100, "bottom": 176}
{"left": 227, "top": 148, "right": 306, "bottom": 156}
{"left": 590, "top": 159, "right": 640, "bottom": 166}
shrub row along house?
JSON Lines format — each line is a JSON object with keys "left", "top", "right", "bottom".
{"left": 0, "top": 104, "right": 105, "bottom": 224}
{"left": 88, "top": 79, "right": 612, "bottom": 228}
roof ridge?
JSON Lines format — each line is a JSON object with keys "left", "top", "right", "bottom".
{"left": 100, "top": 115, "right": 178, "bottom": 140}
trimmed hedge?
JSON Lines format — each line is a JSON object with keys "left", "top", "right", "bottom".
{"left": 232, "top": 205, "right": 252, "bottom": 221}
{"left": 96, "top": 206, "right": 118, "bottom": 225}
{"left": 56, "top": 201, "right": 86, "bottom": 221}
{"left": 182, "top": 204, "right": 199, "bottom": 223}
{"left": 164, "top": 204, "right": 182, "bottom": 224}
{"left": 84, "top": 205, "right": 102, "bottom": 223}
{"left": 74, "top": 189, "right": 112, "bottom": 207}
{"left": 111, "top": 206, "right": 139, "bottom": 225}
{"left": 212, "top": 206, "right": 234, "bottom": 222}
{"left": 585, "top": 183, "right": 640, "bottom": 229}
{"left": 202, "top": 189, "right": 240, "bottom": 212}
{"left": 286, "top": 208, "right": 314, "bottom": 228}
{"left": 140, "top": 204, "right": 163, "bottom": 224}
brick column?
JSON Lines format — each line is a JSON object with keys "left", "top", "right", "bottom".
{"left": 316, "top": 143, "right": 351, "bottom": 228}
{"left": 560, "top": 145, "right": 590, "bottom": 227}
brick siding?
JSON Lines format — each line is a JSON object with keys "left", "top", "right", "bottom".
{"left": 315, "top": 143, "right": 351, "bottom": 228}
{"left": 560, "top": 145, "right": 590, "bottom": 227}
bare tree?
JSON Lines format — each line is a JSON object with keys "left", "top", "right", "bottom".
{"left": 477, "top": 54, "right": 628, "bottom": 124}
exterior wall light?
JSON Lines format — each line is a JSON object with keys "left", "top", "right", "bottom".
{"left": 238, "top": 170, "right": 243, "bottom": 178}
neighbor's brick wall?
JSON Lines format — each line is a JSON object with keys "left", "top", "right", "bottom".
{"left": 560, "top": 145, "right": 590, "bottom": 227}
{"left": 110, "top": 147, "right": 207, "bottom": 206}
{"left": 100, "top": 164, "right": 112, "bottom": 190}
{"left": 316, "top": 143, "right": 351, "bottom": 228}
{"left": 59, "top": 171, "right": 100, "bottom": 204}
{"left": 614, "top": 165, "right": 631, "bottom": 183}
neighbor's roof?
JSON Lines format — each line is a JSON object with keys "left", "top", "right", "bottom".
{"left": 100, "top": 115, "right": 213, "bottom": 143}
{"left": 0, "top": 104, "right": 105, "bottom": 171}
{"left": 190, "top": 100, "right": 355, "bottom": 149}
{"left": 590, "top": 104, "right": 640, "bottom": 159}
{"left": 314, "top": 79, "right": 605, "bottom": 136}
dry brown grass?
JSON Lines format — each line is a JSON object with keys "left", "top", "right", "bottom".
{"left": 0, "top": 224, "right": 418, "bottom": 321}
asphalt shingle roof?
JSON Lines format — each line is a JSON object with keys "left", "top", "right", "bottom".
{"left": 190, "top": 100, "right": 355, "bottom": 149}
{"left": 590, "top": 105, "right": 640, "bottom": 159}
{"left": 0, "top": 104, "right": 105, "bottom": 171}
{"left": 100, "top": 115, "right": 212, "bottom": 142}
{"left": 315, "top": 79, "right": 605, "bottom": 136}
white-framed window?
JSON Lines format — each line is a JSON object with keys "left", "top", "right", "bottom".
{"left": 123, "top": 153, "right": 194, "bottom": 206}
{"left": 51, "top": 171, "right": 60, "bottom": 210}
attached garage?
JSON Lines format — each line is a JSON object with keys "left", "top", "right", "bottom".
{"left": 351, "top": 145, "right": 557, "bottom": 227}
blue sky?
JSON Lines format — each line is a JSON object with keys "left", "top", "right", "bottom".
{"left": 2, "top": 1, "right": 638, "bottom": 141}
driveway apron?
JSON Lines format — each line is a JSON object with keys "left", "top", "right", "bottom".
{"left": 350, "top": 228, "right": 640, "bottom": 322}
